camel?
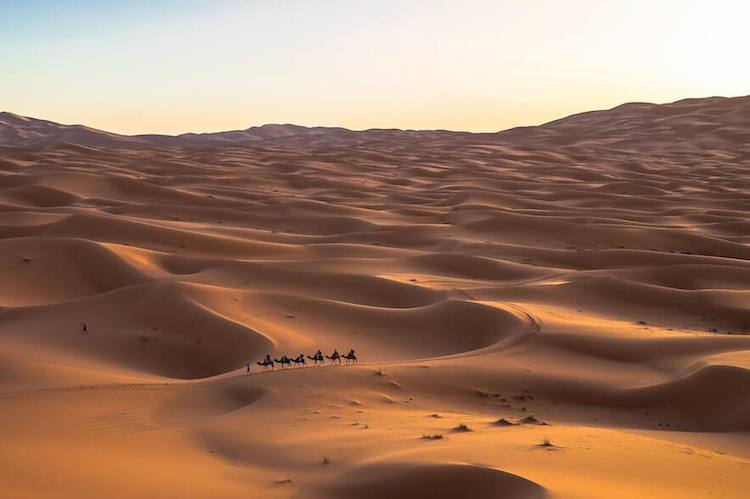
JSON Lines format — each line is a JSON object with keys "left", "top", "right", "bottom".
{"left": 326, "top": 349, "right": 342, "bottom": 365}
{"left": 290, "top": 353, "right": 306, "bottom": 367}
{"left": 256, "top": 356, "right": 274, "bottom": 370}
{"left": 274, "top": 354, "right": 292, "bottom": 368}
{"left": 343, "top": 349, "right": 357, "bottom": 364}
{"left": 307, "top": 350, "right": 324, "bottom": 365}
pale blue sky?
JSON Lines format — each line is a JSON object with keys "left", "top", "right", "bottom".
{"left": 1, "top": 0, "right": 748, "bottom": 134}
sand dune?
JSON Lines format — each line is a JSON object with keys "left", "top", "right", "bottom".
{"left": 0, "top": 237, "right": 150, "bottom": 305}
{"left": 303, "top": 463, "right": 547, "bottom": 499}
{"left": 0, "top": 96, "right": 749, "bottom": 498}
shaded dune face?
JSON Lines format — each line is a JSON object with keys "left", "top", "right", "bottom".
{"left": 303, "top": 463, "right": 547, "bottom": 499}
{"left": 0, "top": 97, "right": 749, "bottom": 498}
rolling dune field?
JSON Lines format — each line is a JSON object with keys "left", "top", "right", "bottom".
{"left": 0, "top": 96, "right": 749, "bottom": 498}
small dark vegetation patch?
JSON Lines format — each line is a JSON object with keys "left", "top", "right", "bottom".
{"left": 520, "top": 415, "right": 547, "bottom": 425}
{"left": 421, "top": 433, "right": 444, "bottom": 440}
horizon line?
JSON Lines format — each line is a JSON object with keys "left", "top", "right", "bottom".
{"left": 1, "top": 93, "right": 746, "bottom": 138}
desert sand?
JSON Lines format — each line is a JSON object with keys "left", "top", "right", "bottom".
{"left": 0, "top": 96, "right": 749, "bottom": 498}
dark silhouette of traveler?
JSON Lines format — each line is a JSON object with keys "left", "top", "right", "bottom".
{"left": 343, "top": 348, "right": 357, "bottom": 364}
{"left": 274, "top": 353, "right": 291, "bottom": 368}
{"left": 246, "top": 363, "right": 251, "bottom": 374}
{"left": 81, "top": 323, "right": 88, "bottom": 335}
{"left": 308, "top": 349, "right": 324, "bottom": 365}
{"left": 327, "top": 348, "right": 341, "bottom": 364}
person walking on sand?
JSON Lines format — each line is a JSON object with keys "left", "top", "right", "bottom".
{"left": 81, "top": 323, "right": 88, "bottom": 335}
{"left": 247, "top": 363, "right": 251, "bottom": 374}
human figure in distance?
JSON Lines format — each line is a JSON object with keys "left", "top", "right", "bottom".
{"left": 343, "top": 348, "right": 357, "bottom": 364}
{"left": 326, "top": 348, "right": 341, "bottom": 364}
{"left": 307, "top": 349, "right": 324, "bottom": 365}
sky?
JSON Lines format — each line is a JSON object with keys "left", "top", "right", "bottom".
{"left": 1, "top": 0, "right": 748, "bottom": 135}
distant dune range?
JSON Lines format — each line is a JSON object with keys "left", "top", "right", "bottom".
{"left": 0, "top": 96, "right": 749, "bottom": 498}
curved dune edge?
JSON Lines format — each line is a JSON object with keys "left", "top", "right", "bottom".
{"left": 300, "top": 462, "right": 547, "bottom": 499}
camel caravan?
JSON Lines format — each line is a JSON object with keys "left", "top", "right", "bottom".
{"left": 250, "top": 348, "right": 357, "bottom": 373}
